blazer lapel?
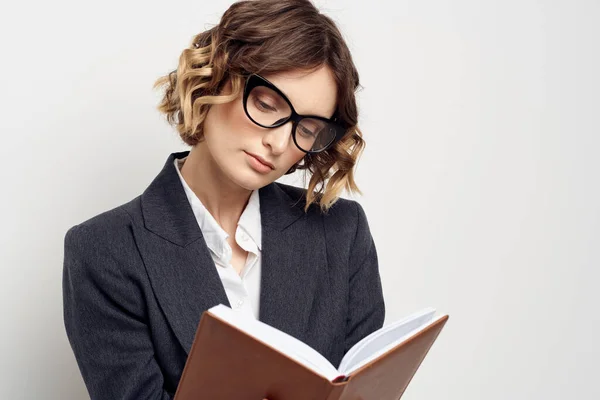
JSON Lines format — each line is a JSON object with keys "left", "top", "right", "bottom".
{"left": 134, "top": 151, "right": 229, "bottom": 354}
{"left": 258, "top": 183, "right": 327, "bottom": 343}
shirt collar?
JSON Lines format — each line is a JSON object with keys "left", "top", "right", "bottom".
{"left": 238, "top": 189, "right": 262, "bottom": 250}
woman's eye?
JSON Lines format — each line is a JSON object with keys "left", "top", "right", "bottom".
{"left": 299, "top": 126, "right": 316, "bottom": 137}
{"left": 256, "top": 99, "right": 276, "bottom": 112}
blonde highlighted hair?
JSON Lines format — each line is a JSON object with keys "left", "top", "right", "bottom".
{"left": 154, "top": 0, "right": 366, "bottom": 213}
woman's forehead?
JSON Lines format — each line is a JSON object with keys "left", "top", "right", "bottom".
{"left": 263, "top": 67, "right": 338, "bottom": 119}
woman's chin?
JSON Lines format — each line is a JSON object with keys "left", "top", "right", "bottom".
{"left": 228, "top": 167, "right": 276, "bottom": 191}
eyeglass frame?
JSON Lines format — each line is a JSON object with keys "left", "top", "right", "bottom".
{"left": 242, "top": 74, "right": 347, "bottom": 154}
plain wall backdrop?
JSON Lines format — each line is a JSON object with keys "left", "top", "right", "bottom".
{"left": 1, "top": 0, "right": 598, "bottom": 399}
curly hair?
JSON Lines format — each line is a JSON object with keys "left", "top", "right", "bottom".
{"left": 153, "top": 0, "right": 366, "bottom": 213}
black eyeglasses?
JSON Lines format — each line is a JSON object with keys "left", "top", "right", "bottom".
{"left": 242, "top": 74, "right": 347, "bottom": 153}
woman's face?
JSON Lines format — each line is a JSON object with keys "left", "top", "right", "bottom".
{"left": 201, "top": 65, "right": 338, "bottom": 191}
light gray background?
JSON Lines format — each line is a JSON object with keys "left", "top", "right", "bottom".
{"left": 1, "top": 0, "right": 598, "bottom": 399}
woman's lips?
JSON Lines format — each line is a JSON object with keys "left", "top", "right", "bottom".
{"left": 245, "top": 151, "right": 274, "bottom": 174}
{"left": 245, "top": 151, "right": 275, "bottom": 169}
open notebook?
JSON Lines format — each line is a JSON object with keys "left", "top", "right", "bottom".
{"left": 174, "top": 305, "right": 448, "bottom": 400}
{"left": 211, "top": 304, "right": 444, "bottom": 381}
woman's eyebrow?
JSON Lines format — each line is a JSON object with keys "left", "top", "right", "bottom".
{"left": 298, "top": 106, "right": 334, "bottom": 119}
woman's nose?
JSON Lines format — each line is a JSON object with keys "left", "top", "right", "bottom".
{"left": 262, "top": 121, "right": 294, "bottom": 155}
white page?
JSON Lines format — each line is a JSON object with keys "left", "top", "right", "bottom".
{"left": 208, "top": 304, "right": 341, "bottom": 381}
{"left": 341, "top": 314, "right": 447, "bottom": 376}
{"left": 338, "top": 308, "right": 437, "bottom": 375}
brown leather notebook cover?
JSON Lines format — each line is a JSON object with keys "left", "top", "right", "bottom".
{"left": 174, "top": 311, "right": 448, "bottom": 400}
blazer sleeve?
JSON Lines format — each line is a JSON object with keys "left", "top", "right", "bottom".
{"left": 345, "top": 201, "right": 386, "bottom": 353}
{"left": 62, "top": 223, "right": 174, "bottom": 400}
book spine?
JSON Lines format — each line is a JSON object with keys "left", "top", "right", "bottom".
{"left": 325, "top": 383, "right": 346, "bottom": 400}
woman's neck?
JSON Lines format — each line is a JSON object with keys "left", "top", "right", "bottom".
{"left": 180, "top": 145, "right": 252, "bottom": 232}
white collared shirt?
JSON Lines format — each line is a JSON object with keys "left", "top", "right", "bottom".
{"left": 174, "top": 157, "right": 262, "bottom": 319}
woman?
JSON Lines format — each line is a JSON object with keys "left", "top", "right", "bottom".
{"left": 62, "top": 0, "right": 385, "bottom": 399}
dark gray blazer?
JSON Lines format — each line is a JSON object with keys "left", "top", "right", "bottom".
{"left": 63, "top": 151, "right": 385, "bottom": 400}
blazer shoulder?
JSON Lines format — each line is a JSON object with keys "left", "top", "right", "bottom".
{"left": 274, "top": 182, "right": 360, "bottom": 217}
{"left": 274, "top": 181, "right": 308, "bottom": 203}
{"left": 274, "top": 182, "right": 366, "bottom": 240}
{"left": 64, "top": 196, "right": 142, "bottom": 251}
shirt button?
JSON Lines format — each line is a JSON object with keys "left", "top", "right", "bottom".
{"left": 236, "top": 299, "right": 244, "bottom": 308}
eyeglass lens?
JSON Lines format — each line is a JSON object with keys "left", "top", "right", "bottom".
{"left": 246, "top": 85, "right": 337, "bottom": 152}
